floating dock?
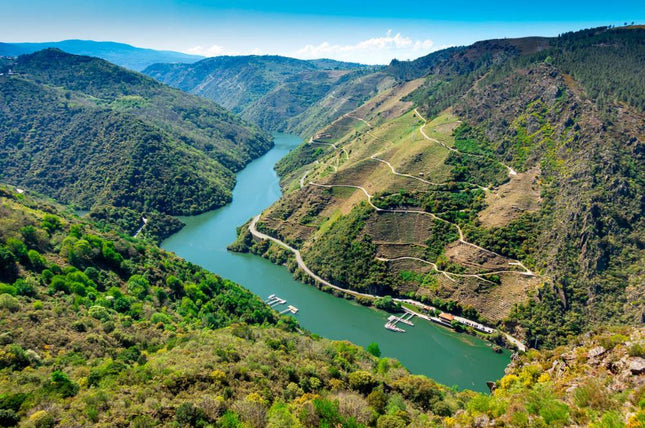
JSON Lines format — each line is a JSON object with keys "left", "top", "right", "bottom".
{"left": 280, "top": 305, "right": 299, "bottom": 315}
{"left": 265, "top": 295, "right": 286, "bottom": 307}
{"left": 267, "top": 295, "right": 299, "bottom": 315}
{"left": 384, "top": 311, "right": 416, "bottom": 333}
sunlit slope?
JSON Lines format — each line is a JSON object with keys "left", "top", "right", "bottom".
{"left": 259, "top": 81, "right": 540, "bottom": 322}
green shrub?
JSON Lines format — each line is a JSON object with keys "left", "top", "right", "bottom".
{"left": 49, "top": 276, "right": 70, "bottom": 294}
{"left": 14, "top": 278, "right": 36, "bottom": 297}
{"left": 467, "top": 394, "right": 507, "bottom": 418}
{"left": 40, "top": 269, "right": 54, "bottom": 284}
{"left": 47, "top": 370, "right": 79, "bottom": 398}
{"left": 432, "top": 400, "right": 453, "bottom": 417}
{"left": 392, "top": 375, "right": 443, "bottom": 411}
{"left": 628, "top": 342, "right": 645, "bottom": 358}
{"left": 366, "top": 342, "right": 381, "bottom": 357}
{"left": 175, "top": 402, "right": 208, "bottom": 426}
{"left": 88, "top": 305, "right": 113, "bottom": 322}
{"left": 5, "top": 238, "right": 27, "bottom": 261}
{"left": 0, "top": 409, "right": 20, "bottom": 426}
{"left": 0, "top": 344, "right": 30, "bottom": 369}
{"left": 0, "top": 392, "right": 28, "bottom": 413}
{"left": 218, "top": 411, "right": 241, "bottom": 428}
{"left": 27, "top": 249, "right": 47, "bottom": 270}
{"left": 538, "top": 400, "right": 569, "bottom": 426}
{"left": 0, "top": 294, "right": 20, "bottom": 312}
{"left": 313, "top": 397, "right": 342, "bottom": 426}
{"left": 150, "top": 312, "right": 172, "bottom": 325}
{"left": 41, "top": 214, "right": 62, "bottom": 233}
{"left": 127, "top": 275, "right": 150, "bottom": 300}
{"left": 29, "top": 410, "right": 55, "bottom": 428}
{"left": 0, "top": 284, "right": 17, "bottom": 296}
{"left": 0, "top": 245, "right": 16, "bottom": 270}
{"left": 348, "top": 370, "right": 378, "bottom": 395}
{"left": 599, "top": 334, "right": 629, "bottom": 351}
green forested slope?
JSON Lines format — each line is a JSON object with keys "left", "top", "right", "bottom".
{"left": 0, "top": 49, "right": 272, "bottom": 216}
{"left": 448, "top": 28, "right": 645, "bottom": 347}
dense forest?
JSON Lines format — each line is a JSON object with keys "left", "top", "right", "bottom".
{"left": 0, "top": 49, "right": 272, "bottom": 217}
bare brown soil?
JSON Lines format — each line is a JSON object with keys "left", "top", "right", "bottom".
{"left": 478, "top": 167, "right": 541, "bottom": 227}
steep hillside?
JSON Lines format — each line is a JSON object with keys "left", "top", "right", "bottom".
{"left": 143, "top": 55, "right": 373, "bottom": 131}
{"left": 284, "top": 36, "right": 552, "bottom": 138}
{"left": 284, "top": 71, "right": 399, "bottom": 138}
{"left": 0, "top": 40, "right": 202, "bottom": 71}
{"left": 1, "top": 189, "right": 642, "bottom": 427}
{"left": 0, "top": 186, "right": 645, "bottom": 427}
{"left": 0, "top": 49, "right": 272, "bottom": 217}
{"left": 237, "top": 27, "right": 644, "bottom": 348}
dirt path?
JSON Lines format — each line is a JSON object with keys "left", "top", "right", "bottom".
{"left": 249, "top": 214, "right": 375, "bottom": 300}
{"left": 309, "top": 113, "right": 534, "bottom": 276}
{"left": 414, "top": 108, "right": 517, "bottom": 177}
{"left": 133, "top": 217, "right": 148, "bottom": 238}
{"left": 309, "top": 181, "right": 533, "bottom": 276}
{"left": 248, "top": 214, "right": 527, "bottom": 351}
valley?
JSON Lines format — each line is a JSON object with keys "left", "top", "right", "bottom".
{"left": 0, "top": 21, "right": 643, "bottom": 427}
{"left": 161, "top": 134, "right": 511, "bottom": 392}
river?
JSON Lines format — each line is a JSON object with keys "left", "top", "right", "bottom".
{"left": 162, "top": 133, "right": 510, "bottom": 393}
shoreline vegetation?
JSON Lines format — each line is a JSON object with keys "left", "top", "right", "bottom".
{"left": 229, "top": 215, "right": 525, "bottom": 352}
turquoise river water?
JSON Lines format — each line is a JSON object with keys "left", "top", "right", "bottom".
{"left": 162, "top": 133, "right": 509, "bottom": 393}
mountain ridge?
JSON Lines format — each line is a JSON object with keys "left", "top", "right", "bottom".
{"left": 239, "top": 26, "right": 644, "bottom": 349}
{"left": 0, "top": 48, "right": 272, "bottom": 219}
{"left": 143, "top": 54, "right": 376, "bottom": 131}
{"left": 0, "top": 39, "right": 203, "bottom": 71}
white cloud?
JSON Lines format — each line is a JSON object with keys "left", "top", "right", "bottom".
{"left": 186, "top": 44, "right": 239, "bottom": 57}
{"left": 294, "top": 30, "right": 435, "bottom": 64}
{"left": 185, "top": 44, "right": 266, "bottom": 58}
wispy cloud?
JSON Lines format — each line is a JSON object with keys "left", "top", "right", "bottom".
{"left": 294, "top": 30, "right": 435, "bottom": 64}
{"left": 186, "top": 44, "right": 264, "bottom": 57}
{"left": 186, "top": 44, "right": 229, "bottom": 56}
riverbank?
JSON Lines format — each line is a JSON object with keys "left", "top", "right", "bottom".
{"left": 163, "top": 133, "right": 511, "bottom": 392}
{"left": 233, "top": 213, "right": 526, "bottom": 352}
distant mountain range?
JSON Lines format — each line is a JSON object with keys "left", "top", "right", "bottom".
{"left": 143, "top": 55, "right": 374, "bottom": 131}
{"left": 0, "top": 39, "right": 203, "bottom": 71}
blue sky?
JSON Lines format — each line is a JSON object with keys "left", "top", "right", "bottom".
{"left": 2, "top": 0, "right": 643, "bottom": 64}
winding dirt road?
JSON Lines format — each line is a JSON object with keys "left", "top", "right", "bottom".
{"left": 248, "top": 214, "right": 527, "bottom": 351}
{"left": 414, "top": 108, "right": 517, "bottom": 176}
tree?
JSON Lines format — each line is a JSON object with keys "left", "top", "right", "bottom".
{"left": 366, "top": 342, "right": 381, "bottom": 358}
{"left": 348, "top": 370, "right": 378, "bottom": 395}
{"left": 375, "top": 296, "right": 400, "bottom": 312}
{"left": 0, "top": 246, "right": 16, "bottom": 271}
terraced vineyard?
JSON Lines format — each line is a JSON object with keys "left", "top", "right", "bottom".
{"left": 241, "top": 28, "right": 644, "bottom": 350}
{"left": 245, "top": 80, "right": 540, "bottom": 326}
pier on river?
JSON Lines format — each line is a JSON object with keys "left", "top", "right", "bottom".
{"left": 385, "top": 310, "right": 416, "bottom": 332}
